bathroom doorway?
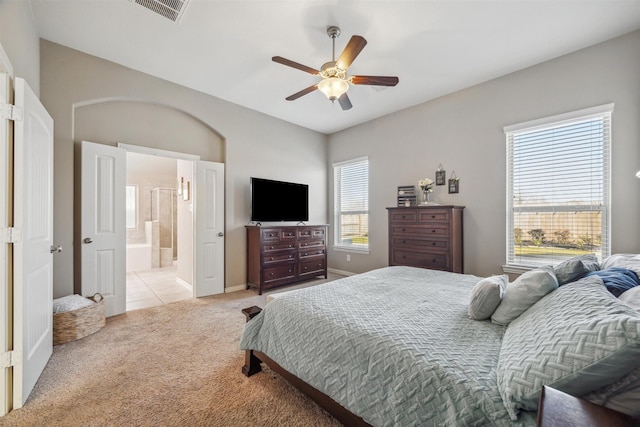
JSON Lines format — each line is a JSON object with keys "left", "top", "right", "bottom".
{"left": 125, "top": 151, "right": 193, "bottom": 311}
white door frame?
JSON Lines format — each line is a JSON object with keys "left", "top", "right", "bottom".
{"left": 118, "top": 142, "right": 200, "bottom": 297}
{"left": 0, "top": 41, "right": 13, "bottom": 417}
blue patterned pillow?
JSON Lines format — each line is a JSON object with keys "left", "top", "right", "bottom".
{"left": 586, "top": 267, "right": 640, "bottom": 297}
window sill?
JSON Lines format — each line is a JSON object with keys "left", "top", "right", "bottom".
{"left": 333, "top": 246, "right": 370, "bottom": 255}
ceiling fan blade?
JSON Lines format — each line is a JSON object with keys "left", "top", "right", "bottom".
{"left": 338, "top": 93, "right": 352, "bottom": 111}
{"left": 272, "top": 56, "right": 319, "bottom": 75}
{"left": 285, "top": 84, "right": 318, "bottom": 101}
{"left": 336, "top": 35, "right": 367, "bottom": 70}
{"left": 350, "top": 75, "right": 399, "bottom": 86}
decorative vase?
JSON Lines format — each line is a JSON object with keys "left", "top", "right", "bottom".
{"left": 421, "top": 190, "right": 430, "bottom": 205}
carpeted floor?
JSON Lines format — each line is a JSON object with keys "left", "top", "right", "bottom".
{"left": 1, "top": 279, "right": 344, "bottom": 427}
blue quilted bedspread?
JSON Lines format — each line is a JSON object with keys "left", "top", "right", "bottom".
{"left": 240, "top": 266, "right": 536, "bottom": 426}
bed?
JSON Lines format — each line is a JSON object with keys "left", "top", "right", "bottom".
{"left": 240, "top": 261, "right": 640, "bottom": 426}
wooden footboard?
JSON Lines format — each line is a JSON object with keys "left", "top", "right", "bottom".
{"left": 241, "top": 306, "right": 371, "bottom": 427}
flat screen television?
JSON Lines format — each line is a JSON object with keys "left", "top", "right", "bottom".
{"left": 250, "top": 177, "right": 309, "bottom": 222}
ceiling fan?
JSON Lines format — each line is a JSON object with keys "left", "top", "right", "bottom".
{"left": 272, "top": 26, "right": 399, "bottom": 110}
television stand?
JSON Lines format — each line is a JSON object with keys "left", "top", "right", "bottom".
{"left": 245, "top": 225, "right": 328, "bottom": 294}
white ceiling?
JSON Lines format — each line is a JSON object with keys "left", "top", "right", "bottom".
{"left": 29, "top": 0, "right": 640, "bottom": 134}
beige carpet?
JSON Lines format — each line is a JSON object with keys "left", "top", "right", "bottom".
{"left": 2, "top": 281, "right": 344, "bottom": 427}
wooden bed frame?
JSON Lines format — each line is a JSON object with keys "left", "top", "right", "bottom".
{"left": 241, "top": 306, "right": 371, "bottom": 427}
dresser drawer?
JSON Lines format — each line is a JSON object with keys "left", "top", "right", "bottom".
{"left": 391, "top": 249, "right": 449, "bottom": 270}
{"left": 299, "top": 258, "right": 326, "bottom": 278}
{"left": 263, "top": 252, "right": 296, "bottom": 264}
{"left": 417, "top": 209, "right": 450, "bottom": 223}
{"left": 262, "top": 264, "right": 296, "bottom": 286}
{"left": 298, "top": 239, "right": 325, "bottom": 249}
{"left": 391, "top": 225, "right": 450, "bottom": 237}
{"left": 280, "top": 229, "right": 297, "bottom": 240}
{"left": 389, "top": 211, "right": 417, "bottom": 223}
{"left": 263, "top": 242, "right": 296, "bottom": 252}
{"left": 392, "top": 237, "right": 449, "bottom": 251}
{"left": 298, "top": 227, "right": 327, "bottom": 239}
{"left": 299, "top": 248, "right": 325, "bottom": 259}
{"left": 261, "top": 228, "right": 282, "bottom": 241}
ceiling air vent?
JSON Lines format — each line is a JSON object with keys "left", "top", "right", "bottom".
{"left": 130, "top": 0, "right": 190, "bottom": 23}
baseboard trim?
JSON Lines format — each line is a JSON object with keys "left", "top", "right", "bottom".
{"left": 176, "top": 277, "right": 192, "bottom": 291}
{"left": 328, "top": 268, "right": 356, "bottom": 277}
{"left": 225, "top": 284, "right": 246, "bottom": 293}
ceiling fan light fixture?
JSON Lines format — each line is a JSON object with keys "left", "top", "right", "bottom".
{"left": 318, "top": 77, "right": 349, "bottom": 101}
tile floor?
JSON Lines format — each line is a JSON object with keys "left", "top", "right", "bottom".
{"left": 126, "top": 265, "right": 192, "bottom": 312}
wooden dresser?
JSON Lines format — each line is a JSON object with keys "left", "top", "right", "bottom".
{"left": 246, "top": 225, "right": 328, "bottom": 294}
{"left": 387, "top": 206, "right": 464, "bottom": 273}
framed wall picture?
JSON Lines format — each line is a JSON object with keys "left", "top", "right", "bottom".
{"left": 436, "top": 170, "right": 446, "bottom": 186}
{"left": 448, "top": 178, "right": 459, "bottom": 194}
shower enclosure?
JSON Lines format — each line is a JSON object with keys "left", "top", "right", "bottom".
{"left": 151, "top": 187, "right": 177, "bottom": 268}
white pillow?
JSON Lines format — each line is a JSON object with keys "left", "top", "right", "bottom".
{"left": 619, "top": 287, "right": 640, "bottom": 310}
{"left": 468, "top": 275, "right": 507, "bottom": 320}
{"left": 491, "top": 266, "right": 558, "bottom": 326}
{"left": 601, "top": 254, "right": 640, "bottom": 278}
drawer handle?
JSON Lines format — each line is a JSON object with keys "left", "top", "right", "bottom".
{"left": 304, "top": 267, "right": 308, "bottom": 270}
{"left": 431, "top": 215, "right": 436, "bottom": 219}
{"left": 402, "top": 228, "right": 406, "bottom": 232}
{"left": 303, "top": 253, "right": 308, "bottom": 256}
{"left": 432, "top": 242, "right": 436, "bottom": 246}
{"left": 269, "top": 257, "right": 274, "bottom": 261}
{"left": 289, "top": 255, "right": 293, "bottom": 258}
{"left": 269, "top": 246, "right": 274, "bottom": 249}
{"left": 403, "top": 255, "right": 406, "bottom": 259}
{"left": 431, "top": 230, "right": 436, "bottom": 233}
{"left": 402, "top": 215, "right": 406, "bottom": 219}
{"left": 270, "top": 273, "right": 274, "bottom": 276}
{"left": 432, "top": 259, "right": 437, "bottom": 263}
{"left": 289, "top": 245, "right": 293, "bottom": 248}
{"left": 402, "top": 240, "right": 406, "bottom": 244}
{"left": 288, "top": 269, "right": 292, "bottom": 273}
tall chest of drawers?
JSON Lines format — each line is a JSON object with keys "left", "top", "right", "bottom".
{"left": 387, "top": 206, "right": 464, "bottom": 273}
{"left": 246, "top": 225, "right": 328, "bottom": 294}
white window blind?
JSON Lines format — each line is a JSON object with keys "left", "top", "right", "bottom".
{"left": 505, "top": 104, "right": 612, "bottom": 267}
{"left": 333, "top": 157, "right": 369, "bottom": 251}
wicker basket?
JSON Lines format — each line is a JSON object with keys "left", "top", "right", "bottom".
{"left": 53, "top": 293, "right": 106, "bottom": 345}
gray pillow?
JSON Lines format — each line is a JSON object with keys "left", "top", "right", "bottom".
{"left": 468, "top": 275, "right": 507, "bottom": 320}
{"left": 553, "top": 254, "right": 600, "bottom": 285}
{"left": 619, "top": 286, "right": 640, "bottom": 310}
{"left": 491, "top": 266, "right": 558, "bottom": 326}
{"left": 497, "top": 275, "right": 640, "bottom": 420}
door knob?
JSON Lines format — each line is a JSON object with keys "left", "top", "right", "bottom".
{"left": 217, "top": 232, "right": 224, "bottom": 237}
{"left": 83, "top": 237, "right": 93, "bottom": 244}
{"left": 50, "top": 245, "right": 62, "bottom": 253}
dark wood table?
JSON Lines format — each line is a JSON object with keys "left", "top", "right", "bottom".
{"left": 537, "top": 386, "right": 638, "bottom": 426}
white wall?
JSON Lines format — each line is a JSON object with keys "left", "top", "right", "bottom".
{"left": 328, "top": 30, "right": 640, "bottom": 278}
{"left": 40, "top": 40, "right": 328, "bottom": 298}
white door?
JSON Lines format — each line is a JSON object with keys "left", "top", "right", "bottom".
{"left": 80, "top": 141, "right": 126, "bottom": 317}
{"left": 193, "top": 161, "right": 224, "bottom": 297}
{"left": 12, "top": 77, "right": 54, "bottom": 407}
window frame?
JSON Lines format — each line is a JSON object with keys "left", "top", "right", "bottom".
{"left": 333, "top": 156, "right": 370, "bottom": 254}
{"left": 503, "top": 103, "right": 613, "bottom": 271}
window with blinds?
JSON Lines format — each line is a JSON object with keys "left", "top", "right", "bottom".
{"left": 333, "top": 157, "right": 369, "bottom": 251}
{"left": 505, "top": 104, "right": 612, "bottom": 267}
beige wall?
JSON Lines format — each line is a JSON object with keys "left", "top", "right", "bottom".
{"left": 40, "top": 40, "right": 328, "bottom": 298}
{"left": 328, "top": 30, "right": 640, "bottom": 278}
{"left": 0, "top": 1, "right": 40, "bottom": 94}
